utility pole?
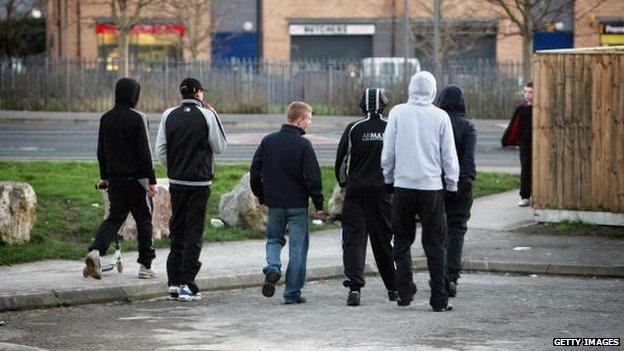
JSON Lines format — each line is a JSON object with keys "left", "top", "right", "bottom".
{"left": 391, "top": 0, "right": 396, "bottom": 56}
{"left": 403, "top": 0, "right": 410, "bottom": 88}
{"left": 404, "top": 0, "right": 410, "bottom": 59}
{"left": 433, "top": 0, "right": 441, "bottom": 79}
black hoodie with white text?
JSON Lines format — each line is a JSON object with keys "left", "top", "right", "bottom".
{"left": 335, "top": 88, "right": 389, "bottom": 195}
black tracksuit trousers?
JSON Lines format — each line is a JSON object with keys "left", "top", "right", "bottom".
{"left": 392, "top": 188, "right": 448, "bottom": 309}
{"left": 89, "top": 179, "right": 155, "bottom": 268}
{"left": 167, "top": 185, "right": 210, "bottom": 293}
{"left": 519, "top": 143, "right": 532, "bottom": 199}
{"left": 341, "top": 193, "right": 396, "bottom": 292}
{"left": 444, "top": 180, "right": 474, "bottom": 283}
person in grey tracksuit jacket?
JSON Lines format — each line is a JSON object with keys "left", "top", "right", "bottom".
{"left": 381, "top": 71, "right": 459, "bottom": 311}
{"left": 155, "top": 78, "right": 227, "bottom": 300}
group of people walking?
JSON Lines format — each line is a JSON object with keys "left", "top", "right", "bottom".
{"left": 84, "top": 77, "right": 227, "bottom": 301}
{"left": 84, "top": 70, "right": 485, "bottom": 311}
{"left": 333, "top": 77, "right": 533, "bottom": 310}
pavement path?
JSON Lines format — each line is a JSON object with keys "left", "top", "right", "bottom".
{"left": 0, "top": 190, "right": 623, "bottom": 312}
{"left": 2, "top": 274, "right": 623, "bottom": 351}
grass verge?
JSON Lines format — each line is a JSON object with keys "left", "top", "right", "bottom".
{"left": 519, "top": 220, "right": 624, "bottom": 238}
{"left": 0, "top": 161, "right": 518, "bottom": 265}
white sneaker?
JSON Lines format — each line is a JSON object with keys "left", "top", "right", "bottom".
{"left": 138, "top": 264, "right": 156, "bottom": 279}
{"left": 168, "top": 286, "right": 180, "bottom": 299}
{"left": 177, "top": 285, "right": 201, "bottom": 301}
{"left": 83, "top": 250, "right": 102, "bottom": 279}
{"left": 518, "top": 198, "right": 530, "bottom": 207}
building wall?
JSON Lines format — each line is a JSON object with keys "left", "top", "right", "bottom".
{"left": 46, "top": 0, "right": 624, "bottom": 63}
{"left": 211, "top": 0, "right": 258, "bottom": 60}
{"left": 45, "top": 0, "right": 212, "bottom": 61}
{"left": 261, "top": 0, "right": 392, "bottom": 60}
{"left": 574, "top": 0, "right": 624, "bottom": 47}
{"left": 261, "top": 0, "right": 524, "bottom": 62}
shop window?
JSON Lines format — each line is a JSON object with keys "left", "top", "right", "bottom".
{"left": 96, "top": 22, "right": 184, "bottom": 69}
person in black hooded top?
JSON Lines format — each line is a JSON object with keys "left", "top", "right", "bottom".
{"left": 334, "top": 88, "right": 397, "bottom": 306}
{"left": 435, "top": 84, "right": 476, "bottom": 298}
{"left": 84, "top": 78, "right": 157, "bottom": 281}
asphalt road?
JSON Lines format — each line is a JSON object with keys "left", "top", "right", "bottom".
{"left": 0, "top": 115, "right": 519, "bottom": 172}
{"left": 0, "top": 273, "right": 622, "bottom": 351}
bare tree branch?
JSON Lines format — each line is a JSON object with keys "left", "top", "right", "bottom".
{"left": 574, "top": 0, "right": 607, "bottom": 21}
{"left": 158, "top": 0, "right": 233, "bottom": 60}
{"left": 486, "top": 0, "right": 525, "bottom": 30}
{"left": 483, "top": 0, "right": 607, "bottom": 80}
{"left": 104, "top": 0, "right": 159, "bottom": 75}
{"left": 411, "top": 0, "right": 497, "bottom": 64}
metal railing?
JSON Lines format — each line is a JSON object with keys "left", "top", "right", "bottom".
{"left": 0, "top": 57, "right": 524, "bottom": 118}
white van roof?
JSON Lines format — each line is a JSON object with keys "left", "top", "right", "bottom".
{"left": 362, "top": 57, "right": 420, "bottom": 63}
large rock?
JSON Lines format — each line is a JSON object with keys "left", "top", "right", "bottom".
{"left": 102, "top": 178, "right": 171, "bottom": 240}
{"left": 219, "top": 173, "right": 267, "bottom": 232}
{"left": 0, "top": 181, "right": 37, "bottom": 244}
{"left": 327, "top": 185, "right": 345, "bottom": 222}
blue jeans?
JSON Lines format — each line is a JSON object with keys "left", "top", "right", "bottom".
{"left": 263, "top": 207, "right": 309, "bottom": 300}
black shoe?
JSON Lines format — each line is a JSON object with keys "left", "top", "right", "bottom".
{"left": 397, "top": 285, "right": 417, "bottom": 307}
{"left": 387, "top": 290, "right": 399, "bottom": 302}
{"left": 284, "top": 296, "right": 306, "bottom": 305}
{"left": 447, "top": 281, "right": 457, "bottom": 298}
{"left": 262, "top": 271, "right": 281, "bottom": 298}
{"left": 397, "top": 295, "right": 412, "bottom": 306}
{"left": 347, "top": 291, "right": 361, "bottom": 306}
{"left": 432, "top": 304, "right": 453, "bottom": 312}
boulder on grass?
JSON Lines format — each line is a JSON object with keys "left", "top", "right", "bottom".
{"left": 0, "top": 181, "right": 37, "bottom": 244}
{"left": 218, "top": 173, "right": 267, "bottom": 232}
{"left": 327, "top": 185, "right": 345, "bottom": 222}
{"left": 102, "top": 178, "right": 171, "bottom": 240}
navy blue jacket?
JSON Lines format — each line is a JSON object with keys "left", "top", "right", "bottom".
{"left": 250, "top": 124, "right": 324, "bottom": 210}
{"left": 436, "top": 85, "right": 477, "bottom": 182}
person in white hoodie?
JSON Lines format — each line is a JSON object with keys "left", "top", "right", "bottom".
{"left": 381, "top": 71, "right": 459, "bottom": 312}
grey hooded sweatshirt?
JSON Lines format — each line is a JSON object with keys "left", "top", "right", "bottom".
{"left": 381, "top": 71, "right": 460, "bottom": 191}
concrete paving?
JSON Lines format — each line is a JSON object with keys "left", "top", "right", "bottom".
{"left": 0, "top": 190, "right": 623, "bottom": 312}
{"left": 468, "top": 190, "right": 534, "bottom": 230}
{"left": 1, "top": 274, "right": 623, "bottom": 351}
{"left": 0, "top": 343, "right": 48, "bottom": 351}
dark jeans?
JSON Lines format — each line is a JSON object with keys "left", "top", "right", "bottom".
{"left": 263, "top": 207, "right": 309, "bottom": 300}
{"left": 341, "top": 194, "right": 395, "bottom": 292}
{"left": 89, "top": 179, "right": 155, "bottom": 268}
{"left": 519, "top": 144, "right": 532, "bottom": 199}
{"left": 444, "top": 180, "right": 474, "bottom": 283}
{"left": 166, "top": 185, "right": 210, "bottom": 292}
{"left": 392, "top": 188, "right": 448, "bottom": 309}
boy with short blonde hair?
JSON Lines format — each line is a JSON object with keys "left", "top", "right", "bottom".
{"left": 286, "top": 101, "right": 313, "bottom": 122}
{"left": 250, "top": 101, "right": 324, "bottom": 304}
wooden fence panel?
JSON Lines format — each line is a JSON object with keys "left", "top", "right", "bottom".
{"left": 533, "top": 51, "right": 624, "bottom": 213}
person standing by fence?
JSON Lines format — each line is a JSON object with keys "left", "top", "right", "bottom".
{"left": 156, "top": 78, "right": 228, "bottom": 301}
{"left": 381, "top": 71, "right": 459, "bottom": 312}
{"left": 435, "top": 84, "right": 477, "bottom": 298}
{"left": 250, "top": 101, "right": 325, "bottom": 305}
{"left": 335, "top": 88, "right": 397, "bottom": 306}
{"left": 501, "top": 82, "right": 533, "bottom": 206}
{"left": 84, "top": 78, "right": 157, "bottom": 281}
